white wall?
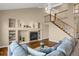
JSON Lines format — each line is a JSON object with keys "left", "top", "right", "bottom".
{"left": 0, "top": 12, "right": 3, "bottom": 46}
{"left": 0, "top": 8, "right": 48, "bottom": 46}
{"left": 41, "top": 23, "right": 49, "bottom": 39}
{"left": 0, "top": 13, "right": 1, "bottom": 46}
{"left": 49, "top": 22, "right": 71, "bottom": 42}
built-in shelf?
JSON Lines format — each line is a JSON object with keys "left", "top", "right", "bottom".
{"left": 8, "top": 28, "right": 40, "bottom": 31}
{"left": 9, "top": 30, "right": 16, "bottom": 44}
{"left": 9, "top": 18, "right": 16, "bottom": 28}
{"left": 8, "top": 18, "right": 41, "bottom": 44}
{"left": 18, "top": 28, "right": 40, "bottom": 31}
{"left": 19, "top": 42, "right": 28, "bottom": 44}
{"left": 8, "top": 28, "right": 16, "bottom": 30}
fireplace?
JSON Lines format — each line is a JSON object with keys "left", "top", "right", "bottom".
{"left": 30, "top": 32, "right": 38, "bottom": 41}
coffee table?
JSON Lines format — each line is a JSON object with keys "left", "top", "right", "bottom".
{"left": 35, "top": 46, "right": 49, "bottom": 51}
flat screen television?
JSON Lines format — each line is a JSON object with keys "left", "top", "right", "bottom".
{"left": 30, "top": 32, "right": 38, "bottom": 41}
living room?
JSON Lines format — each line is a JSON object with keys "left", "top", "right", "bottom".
{"left": 0, "top": 3, "right": 79, "bottom": 56}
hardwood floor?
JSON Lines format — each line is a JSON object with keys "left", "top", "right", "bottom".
{"left": 0, "top": 47, "right": 7, "bottom": 56}
{"left": 28, "top": 39, "right": 57, "bottom": 48}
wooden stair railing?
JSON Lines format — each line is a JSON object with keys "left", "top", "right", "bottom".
{"left": 53, "top": 15, "right": 75, "bottom": 38}
{"left": 44, "top": 4, "right": 79, "bottom": 39}
{"left": 44, "top": 14, "right": 75, "bottom": 38}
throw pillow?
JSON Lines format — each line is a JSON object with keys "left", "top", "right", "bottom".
{"left": 27, "top": 46, "right": 46, "bottom": 56}
{"left": 9, "top": 41, "right": 27, "bottom": 56}
{"left": 38, "top": 47, "right": 55, "bottom": 54}
{"left": 46, "top": 50, "right": 65, "bottom": 56}
{"left": 57, "top": 40, "right": 73, "bottom": 56}
{"left": 21, "top": 44, "right": 28, "bottom": 54}
{"left": 12, "top": 46, "right": 27, "bottom": 56}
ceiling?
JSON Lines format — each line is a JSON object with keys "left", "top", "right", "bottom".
{"left": 0, "top": 3, "right": 63, "bottom": 10}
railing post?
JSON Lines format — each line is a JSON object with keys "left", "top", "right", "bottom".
{"left": 54, "top": 13, "right": 56, "bottom": 22}
{"left": 50, "top": 14, "right": 51, "bottom": 22}
{"left": 50, "top": 9, "right": 52, "bottom": 22}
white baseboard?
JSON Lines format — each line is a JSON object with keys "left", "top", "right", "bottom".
{"left": 0, "top": 45, "right": 8, "bottom": 48}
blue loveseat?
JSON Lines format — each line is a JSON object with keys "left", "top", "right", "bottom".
{"left": 8, "top": 37, "right": 76, "bottom": 56}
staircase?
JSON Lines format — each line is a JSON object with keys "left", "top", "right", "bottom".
{"left": 44, "top": 4, "right": 79, "bottom": 40}
{"left": 45, "top": 13, "right": 75, "bottom": 38}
